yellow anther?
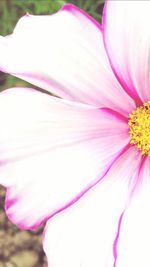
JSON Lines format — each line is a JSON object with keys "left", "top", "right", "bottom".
{"left": 128, "top": 101, "right": 150, "bottom": 156}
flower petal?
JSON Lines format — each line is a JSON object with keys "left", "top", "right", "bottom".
{"left": 0, "top": 4, "right": 135, "bottom": 116}
{"left": 0, "top": 87, "right": 129, "bottom": 230}
{"left": 43, "top": 147, "right": 141, "bottom": 267}
{"left": 113, "top": 157, "right": 150, "bottom": 267}
{"left": 103, "top": 1, "right": 150, "bottom": 104}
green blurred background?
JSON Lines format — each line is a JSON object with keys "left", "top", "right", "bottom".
{"left": 0, "top": 1, "right": 104, "bottom": 266}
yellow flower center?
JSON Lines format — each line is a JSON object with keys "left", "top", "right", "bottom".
{"left": 128, "top": 101, "right": 150, "bottom": 156}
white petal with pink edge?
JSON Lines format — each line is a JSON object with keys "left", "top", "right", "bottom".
{"left": 0, "top": 4, "right": 135, "bottom": 116}
{"left": 0, "top": 87, "right": 129, "bottom": 229}
{"left": 103, "top": 1, "right": 150, "bottom": 104}
{"left": 43, "top": 147, "right": 141, "bottom": 267}
{"left": 113, "top": 157, "right": 150, "bottom": 267}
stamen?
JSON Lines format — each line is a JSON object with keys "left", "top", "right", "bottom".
{"left": 128, "top": 101, "right": 150, "bottom": 156}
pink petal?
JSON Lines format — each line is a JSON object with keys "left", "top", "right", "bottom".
{"left": 114, "top": 157, "right": 150, "bottom": 267}
{"left": 0, "top": 4, "right": 135, "bottom": 116}
{"left": 0, "top": 87, "right": 129, "bottom": 230}
{"left": 43, "top": 147, "right": 141, "bottom": 267}
{"left": 103, "top": 1, "right": 150, "bottom": 104}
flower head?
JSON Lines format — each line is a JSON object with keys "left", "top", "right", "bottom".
{"left": 0, "top": 1, "right": 150, "bottom": 266}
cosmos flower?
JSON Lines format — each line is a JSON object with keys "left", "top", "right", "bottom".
{"left": 0, "top": 1, "right": 150, "bottom": 266}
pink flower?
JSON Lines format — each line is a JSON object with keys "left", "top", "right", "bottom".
{"left": 0, "top": 1, "right": 150, "bottom": 266}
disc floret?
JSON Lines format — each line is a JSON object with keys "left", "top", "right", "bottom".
{"left": 128, "top": 101, "right": 150, "bottom": 156}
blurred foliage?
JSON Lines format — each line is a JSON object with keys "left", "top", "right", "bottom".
{"left": 72, "top": 0, "right": 104, "bottom": 22}
{"left": 0, "top": 0, "right": 104, "bottom": 90}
